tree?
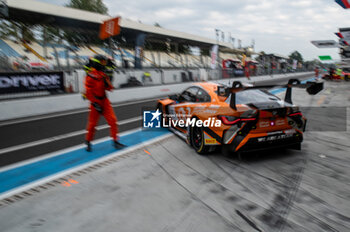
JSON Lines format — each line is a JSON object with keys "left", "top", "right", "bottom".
{"left": 63, "top": 0, "right": 109, "bottom": 45}
{"left": 66, "top": 0, "right": 108, "bottom": 14}
{"left": 0, "top": 0, "right": 109, "bottom": 43}
{"left": 154, "top": 22, "right": 162, "bottom": 28}
{"left": 289, "top": 51, "right": 304, "bottom": 63}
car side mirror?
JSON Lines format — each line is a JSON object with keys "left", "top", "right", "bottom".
{"left": 217, "top": 86, "right": 229, "bottom": 97}
{"left": 306, "top": 82, "right": 323, "bottom": 95}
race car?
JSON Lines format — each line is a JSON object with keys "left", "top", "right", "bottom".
{"left": 341, "top": 67, "right": 350, "bottom": 81}
{"left": 322, "top": 73, "right": 342, "bottom": 81}
{"left": 321, "top": 67, "right": 350, "bottom": 81}
{"left": 157, "top": 79, "right": 323, "bottom": 157}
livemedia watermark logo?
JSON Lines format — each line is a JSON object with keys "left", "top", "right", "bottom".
{"left": 142, "top": 109, "right": 221, "bottom": 129}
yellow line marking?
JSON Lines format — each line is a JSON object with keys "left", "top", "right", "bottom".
{"left": 22, "top": 42, "right": 48, "bottom": 62}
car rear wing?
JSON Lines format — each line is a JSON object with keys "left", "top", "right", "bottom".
{"left": 217, "top": 79, "right": 324, "bottom": 110}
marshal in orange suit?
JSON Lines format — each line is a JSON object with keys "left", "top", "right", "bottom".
{"left": 84, "top": 55, "right": 125, "bottom": 151}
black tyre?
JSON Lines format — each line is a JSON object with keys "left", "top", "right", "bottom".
{"left": 190, "top": 123, "right": 209, "bottom": 155}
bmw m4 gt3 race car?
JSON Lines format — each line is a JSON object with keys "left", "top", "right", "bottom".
{"left": 157, "top": 79, "right": 323, "bottom": 156}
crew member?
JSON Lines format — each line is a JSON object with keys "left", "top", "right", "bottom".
{"left": 314, "top": 67, "right": 319, "bottom": 79}
{"left": 82, "top": 57, "right": 116, "bottom": 98}
{"left": 105, "top": 58, "right": 117, "bottom": 82}
{"left": 244, "top": 64, "right": 250, "bottom": 80}
{"left": 84, "top": 55, "right": 125, "bottom": 151}
{"left": 81, "top": 57, "right": 95, "bottom": 100}
{"left": 336, "top": 67, "right": 342, "bottom": 77}
{"left": 83, "top": 57, "right": 94, "bottom": 73}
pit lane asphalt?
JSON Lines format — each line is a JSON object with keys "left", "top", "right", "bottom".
{"left": 0, "top": 80, "right": 348, "bottom": 232}
{"left": 0, "top": 74, "right": 313, "bottom": 167}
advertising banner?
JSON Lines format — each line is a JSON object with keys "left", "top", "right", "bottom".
{"left": 318, "top": 55, "right": 332, "bottom": 61}
{"left": 0, "top": 71, "right": 64, "bottom": 94}
{"left": 292, "top": 60, "right": 297, "bottom": 69}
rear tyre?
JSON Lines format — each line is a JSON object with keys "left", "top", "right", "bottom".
{"left": 190, "top": 123, "right": 209, "bottom": 155}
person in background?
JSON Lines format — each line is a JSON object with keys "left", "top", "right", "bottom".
{"left": 84, "top": 55, "right": 125, "bottom": 151}
{"left": 314, "top": 66, "right": 319, "bottom": 80}
{"left": 244, "top": 64, "right": 250, "bottom": 80}
{"left": 336, "top": 67, "right": 342, "bottom": 78}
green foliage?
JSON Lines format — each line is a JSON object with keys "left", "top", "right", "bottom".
{"left": 0, "top": 0, "right": 109, "bottom": 45}
{"left": 66, "top": 0, "right": 108, "bottom": 14}
{"left": 289, "top": 51, "right": 304, "bottom": 63}
{"left": 200, "top": 48, "right": 210, "bottom": 56}
{"left": 43, "top": 26, "right": 62, "bottom": 43}
{"left": 63, "top": 0, "right": 109, "bottom": 45}
{"left": 0, "top": 19, "right": 35, "bottom": 41}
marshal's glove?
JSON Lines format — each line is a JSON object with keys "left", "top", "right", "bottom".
{"left": 92, "top": 102, "right": 103, "bottom": 113}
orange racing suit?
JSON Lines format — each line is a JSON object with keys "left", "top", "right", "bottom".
{"left": 85, "top": 68, "right": 118, "bottom": 142}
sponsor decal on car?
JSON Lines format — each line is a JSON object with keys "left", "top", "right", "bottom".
{"left": 257, "top": 133, "right": 294, "bottom": 142}
{"left": 205, "top": 138, "right": 217, "bottom": 144}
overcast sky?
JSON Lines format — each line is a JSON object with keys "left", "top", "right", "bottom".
{"left": 37, "top": 0, "right": 350, "bottom": 61}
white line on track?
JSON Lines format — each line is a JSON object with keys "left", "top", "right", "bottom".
{"left": 0, "top": 97, "right": 159, "bottom": 127}
{"left": 0, "top": 116, "right": 142, "bottom": 156}
{"left": 0, "top": 132, "right": 173, "bottom": 200}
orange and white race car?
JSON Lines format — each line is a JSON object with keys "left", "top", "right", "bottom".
{"left": 157, "top": 79, "right": 323, "bottom": 156}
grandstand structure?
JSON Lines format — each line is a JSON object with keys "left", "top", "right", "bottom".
{"left": 0, "top": 0, "right": 252, "bottom": 71}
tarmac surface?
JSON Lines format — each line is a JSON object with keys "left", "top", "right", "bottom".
{"left": 0, "top": 79, "right": 349, "bottom": 232}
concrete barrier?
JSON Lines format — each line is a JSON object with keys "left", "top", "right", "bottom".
{"left": 0, "top": 72, "right": 312, "bottom": 121}
{"left": 162, "top": 70, "right": 182, "bottom": 84}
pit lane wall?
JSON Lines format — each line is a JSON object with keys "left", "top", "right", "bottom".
{"left": 0, "top": 72, "right": 312, "bottom": 121}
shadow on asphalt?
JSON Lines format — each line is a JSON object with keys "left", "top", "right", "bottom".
{"left": 208, "top": 147, "right": 301, "bottom": 164}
